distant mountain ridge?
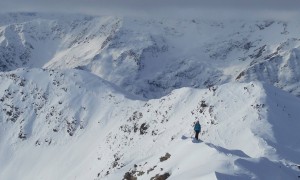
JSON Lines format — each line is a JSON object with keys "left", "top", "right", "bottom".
{"left": 0, "top": 13, "right": 300, "bottom": 98}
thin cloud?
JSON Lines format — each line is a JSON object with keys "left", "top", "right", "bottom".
{"left": 1, "top": 0, "right": 300, "bottom": 19}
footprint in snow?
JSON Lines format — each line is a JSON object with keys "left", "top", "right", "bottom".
{"left": 181, "top": 135, "right": 202, "bottom": 143}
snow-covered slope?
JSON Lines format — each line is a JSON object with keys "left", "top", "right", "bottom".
{"left": 1, "top": 13, "right": 300, "bottom": 98}
{"left": 0, "top": 69, "right": 299, "bottom": 179}
{"left": 0, "top": 13, "right": 300, "bottom": 179}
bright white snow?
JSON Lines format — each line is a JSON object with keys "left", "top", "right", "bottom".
{"left": 0, "top": 13, "right": 299, "bottom": 180}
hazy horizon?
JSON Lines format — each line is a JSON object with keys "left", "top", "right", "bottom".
{"left": 1, "top": 0, "right": 300, "bottom": 19}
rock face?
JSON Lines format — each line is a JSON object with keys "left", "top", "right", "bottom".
{"left": 0, "top": 13, "right": 300, "bottom": 180}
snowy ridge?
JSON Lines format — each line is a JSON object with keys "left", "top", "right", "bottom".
{"left": 1, "top": 13, "right": 300, "bottom": 98}
{"left": 0, "top": 68, "right": 299, "bottom": 179}
{"left": 0, "top": 13, "right": 300, "bottom": 179}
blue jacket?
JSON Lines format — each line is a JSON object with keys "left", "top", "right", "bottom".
{"left": 194, "top": 122, "right": 201, "bottom": 131}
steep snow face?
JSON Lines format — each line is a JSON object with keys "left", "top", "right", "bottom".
{"left": 1, "top": 13, "right": 300, "bottom": 98}
{"left": 236, "top": 38, "right": 300, "bottom": 97}
{"left": 0, "top": 68, "right": 130, "bottom": 144}
{"left": 0, "top": 13, "right": 117, "bottom": 70}
{"left": 0, "top": 68, "right": 299, "bottom": 179}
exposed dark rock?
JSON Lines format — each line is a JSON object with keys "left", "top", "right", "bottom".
{"left": 140, "top": 123, "right": 149, "bottom": 135}
{"left": 249, "top": 45, "right": 266, "bottom": 59}
{"left": 18, "top": 131, "right": 26, "bottom": 140}
{"left": 35, "top": 140, "right": 40, "bottom": 146}
{"left": 128, "top": 111, "right": 143, "bottom": 122}
{"left": 150, "top": 172, "right": 170, "bottom": 180}
{"left": 147, "top": 165, "right": 157, "bottom": 174}
{"left": 200, "top": 101, "right": 208, "bottom": 108}
{"left": 236, "top": 71, "right": 245, "bottom": 80}
{"left": 112, "top": 154, "right": 120, "bottom": 168}
{"left": 160, "top": 153, "right": 171, "bottom": 162}
{"left": 123, "top": 172, "right": 137, "bottom": 180}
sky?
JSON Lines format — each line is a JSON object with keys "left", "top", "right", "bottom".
{"left": 1, "top": 0, "right": 300, "bottom": 18}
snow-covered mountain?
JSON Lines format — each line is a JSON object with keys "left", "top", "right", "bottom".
{"left": 1, "top": 13, "right": 300, "bottom": 98}
{"left": 0, "top": 13, "right": 300, "bottom": 179}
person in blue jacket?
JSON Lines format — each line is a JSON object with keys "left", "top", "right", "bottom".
{"left": 194, "top": 120, "right": 201, "bottom": 140}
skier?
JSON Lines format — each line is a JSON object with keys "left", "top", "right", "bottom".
{"left": 194, "top": 120, "right": 201, "bottom": 140}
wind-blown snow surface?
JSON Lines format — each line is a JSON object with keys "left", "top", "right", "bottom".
{"left": 0, "top": 13, "right": 300, "bottom": 179}
{"left": 0, "top": 69, "right": 299, "bottom": 179}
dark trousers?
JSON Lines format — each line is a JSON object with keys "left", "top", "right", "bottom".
{"left": 195, "top": 130, "right": 200, "bottom": 140}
